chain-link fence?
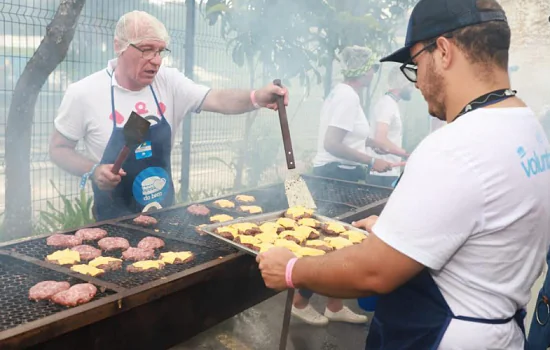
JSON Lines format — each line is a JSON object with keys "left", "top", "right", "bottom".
{"left": 0, "top": 0, "right": 324, "bottom": 220}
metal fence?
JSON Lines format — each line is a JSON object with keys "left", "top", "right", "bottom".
{"left": 0, "top": 0, "right": 324, "bottom": 219}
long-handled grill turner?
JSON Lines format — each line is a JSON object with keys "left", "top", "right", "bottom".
{"left": 273, "top": 79, "right": 316, "bottom": 350}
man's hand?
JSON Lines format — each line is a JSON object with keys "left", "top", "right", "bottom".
{"left": 254, "top": 82, "right": 289, "bottom": 111}
{"left": 352, "top": 215, "right": 379, "bottom": 233}
{"left": 92, "top": 164, "right": 126, "bottom": 191}
{"left": 256, "top": 247, "right": 296, "bottom": 290}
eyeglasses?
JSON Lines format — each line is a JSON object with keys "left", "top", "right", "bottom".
{"left": 130, "top": 44, "right": 171, "bottom": 60}
{"left": 399, "top": 41, "right": 436, "bottom": 83}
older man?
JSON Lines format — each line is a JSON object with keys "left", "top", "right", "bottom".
{"left": 257, "top": 0, "right": 550, "bottom": 349}
{"left": 49, "top": 11, "right": 288, "bottom": 221}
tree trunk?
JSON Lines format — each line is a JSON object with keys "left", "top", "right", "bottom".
{"left": 3, "top": 0, "right": 86, "bottom": 241}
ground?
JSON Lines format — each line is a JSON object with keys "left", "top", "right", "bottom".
{"left": 171, "top": 293, "right": 371, "bottom": 350}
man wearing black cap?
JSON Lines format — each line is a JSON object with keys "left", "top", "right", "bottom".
{"left": 255, "top": 0, "right": 550, "bottom": 349}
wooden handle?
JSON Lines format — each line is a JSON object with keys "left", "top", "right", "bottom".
{"left": 273, "top": 79, "right": 295, "bottom": 170}
{"left": 111, "top": 146, "right": 130, "bottom": 174}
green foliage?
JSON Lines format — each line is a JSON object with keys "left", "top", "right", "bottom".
{"left": 200, "top": 0, "right": 417, "bottom": 91}
{"left": 34, "top": 180, "right": 95, "bottom": 234}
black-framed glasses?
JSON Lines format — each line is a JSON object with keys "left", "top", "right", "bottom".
{"left": 130, "top": 43, "right": 171, "bottom": 60}
{"left": 399, "top": 41, "right": 436, "bottom": 83}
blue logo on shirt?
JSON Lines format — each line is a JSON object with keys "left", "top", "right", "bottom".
{"left": 519, "top": 148, "right": 550, "bottom": 178}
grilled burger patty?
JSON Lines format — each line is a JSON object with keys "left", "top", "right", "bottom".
{"left": 46, "top": 234, "right": 83, "bottom": 248}
{"left": 75, "top": 228, "right": 108, "bottom": 241}
{"left": 97, "top": 237, "right": 130, "bottom": 252}
{"left": 29, "top": 281, "right": 71, "bottom": 301}
{"left": 133, "top": 215, "right": 158, "bottom": 226}
{"left": 51, "top": 283, "right": 97, "bottom": 307}
{"left": 122, "top": 247, "right": 155, "bottom": 261}
{"left": 187, "top": 204, "right": 211, "bottom": 216}
{"left": 71, "top": 245, "right": 102, "bottom": 261}
{"left": 137, "top": 236, "right": 165, "bottom": 250}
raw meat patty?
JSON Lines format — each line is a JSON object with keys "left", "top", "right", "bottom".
{"left": 51, "top": 283, "right": 97, "bottom": 307}
{"left": 122, "top": 247, "right": 155, "bottom": 261}
{"left": 133, "top": 215, "right": 158, "bottom": 226}
{"left": 75, "top": 228, "right": 108, "bottom": 241}
{"left": 46, "top": 234, "right": 82, "bottom": 248}
{"left": 71, "top": 245, "right": 102, "bottom": 261}
{"left": 187, "top": 204, "right": 210, "bottom": 216}
{"left": 137, "top": 236, "right": 165, "bottom": 250}
{"left": 29, "top": 281, "right": 71, "bottom": 301}
{"left": 97, "top": 237, "right": 130, "bottom": 252}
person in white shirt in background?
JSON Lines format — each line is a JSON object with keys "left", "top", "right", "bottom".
{"left": 366, "top": 66, "right": 412, "bottom": 188}
{"left": 295, "top": 46, "right": 390, "bottom": 326}
{"left": 311, "top": 46, "right": 396, "bottom": 184}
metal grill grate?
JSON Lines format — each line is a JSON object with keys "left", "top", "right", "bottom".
{"left": 314, "top": 201, "right": 358, "bottom": 218}
{"left": 0, "top": 255, "right": 115, "bottom": 332}
{"left": 119, "top": 208, "right": 239, "bottom": 252}
{"left": 4, "top": 225, "right": 231, "bottom": 289}
{"left": 304, "top": 177, "right": 392, "bottom": 208}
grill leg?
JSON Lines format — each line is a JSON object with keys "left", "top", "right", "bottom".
{"left": 279, "top": 289, "right": 294, "bottom": 350}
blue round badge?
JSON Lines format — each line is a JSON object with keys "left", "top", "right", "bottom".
{"left": 133, "top": 167, "right": 170, "bottom": 206}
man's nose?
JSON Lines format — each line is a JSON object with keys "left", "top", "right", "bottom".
{"left": 150, "top": 53, "right": 162, "bottom": 66}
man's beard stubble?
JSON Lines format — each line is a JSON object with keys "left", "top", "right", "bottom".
{"left": 424, "top": 59, "right": 447, "bottom": 121}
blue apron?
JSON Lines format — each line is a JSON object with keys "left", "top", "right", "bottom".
{"left": 365, "top": 269, "right": 526, "bottom": 349}
{"left": 365, "top": 90, "right": 527, "bottom": 349}
{"left": 92, "top": 70, "right": 175, "bottom": 221}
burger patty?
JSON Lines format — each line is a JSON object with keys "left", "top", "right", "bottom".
{"left": 97, "top": 237, "right": 130, "bottom": 252}
{"left": 46, "top": 234, "right": 83, "bottom": 248}
{"left": 50, "top": 283, "right": 97, "bottom": 307}
{"left": 71, "top": 245, "right": 102, "bottom": 261}
{"left": 75, "top": 228, "right": 108, "bottom": 241}
{"left": 187, "top": 204, "right": 210, "bottom": 216}
{"left": 137, "top": 236, "right": 165, "bottom": 250}
{"left": 133, "top": 215, "right": 158, "bottom": 226}
{"left": 29, "top": 281, "right": 71, "bottom": 301}
{"left": 122, "top": 247, "right": 155, "bottom": 261}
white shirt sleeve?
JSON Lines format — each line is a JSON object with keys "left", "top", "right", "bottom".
{"left": 371, "top": 139, "right": 485, "bottom": 270}
{"left": 372, "top": 97, "right": 396, "bottom": 126}
{"left": 54, "top": 84, "right": 87, "bottom": 142}
{"left": 164, "top": 67, "right": 211, "bottom": 126}
{"left": 327, "top": 91, "right": 360, "bottom": 132}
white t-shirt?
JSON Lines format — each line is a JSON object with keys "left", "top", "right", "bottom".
{"left": 367, "top": 94, "right": 403, "bottom": 177}
{"left": 372, "top": 107, "right": 550, "bottom": 349}
{"left": 54, "top": 59, "right": 211, "bottom": 162}
{"left": 313, "top": 83, "right": 370, "bottom": 167}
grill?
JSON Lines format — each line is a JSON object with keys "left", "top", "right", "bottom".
{"left": 0, "top": 254, "right": 115, "bottom": 332}
{"left": 4, "top": 224, "right": 230, "bottom": 289}
{"left": 0, "top": 176, "right": 391, "bottom": 349}
{"left": 119, "top": 207, "right": 239, "bottom": 252}
{"left": 303, "top": 175, "right": 392, "bottom": 208}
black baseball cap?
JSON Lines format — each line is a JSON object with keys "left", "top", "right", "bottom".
{"left": 380, "top": 0, "right": 508, "bottom": 64}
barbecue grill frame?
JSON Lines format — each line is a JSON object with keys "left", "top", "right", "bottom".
{"left": 0, "top": 176, "right": 390, "bottom": 349}
{"left": 0, "top": 215, "right": 276, "bottom": 349}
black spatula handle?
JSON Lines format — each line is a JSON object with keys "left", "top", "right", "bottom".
{"left": 273, "top": 79, "right": 295, "bottom": 170}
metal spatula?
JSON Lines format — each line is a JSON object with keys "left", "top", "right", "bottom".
{"left": 273, "top": 79, "right": 316, "bottom": 210}
{"left": 273, "top": 79, "right": 316, "bottom": 350}
{"left": 111, "top": 111, "right": 151, "bottom": 174}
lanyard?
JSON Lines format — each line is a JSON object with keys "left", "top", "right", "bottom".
{"left": 392, "top": 88, "right": 517, "bottom": 188}
{"left": 453, "top": 88, "right": 516, "bottom": 122}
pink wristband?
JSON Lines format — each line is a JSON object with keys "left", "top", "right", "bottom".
{"left": 250, "top": 90, "right": 261, "bottom": 109}
{"left": 285, "top": 257, "right": 298, "bottom": 289}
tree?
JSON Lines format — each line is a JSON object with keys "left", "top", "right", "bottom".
{"left": 3, "top": 0, "right": 87, "bottom": 241}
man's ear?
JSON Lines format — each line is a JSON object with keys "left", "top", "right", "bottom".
{"left": 435, "top": 36, "right": 453, "bottom": 70}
